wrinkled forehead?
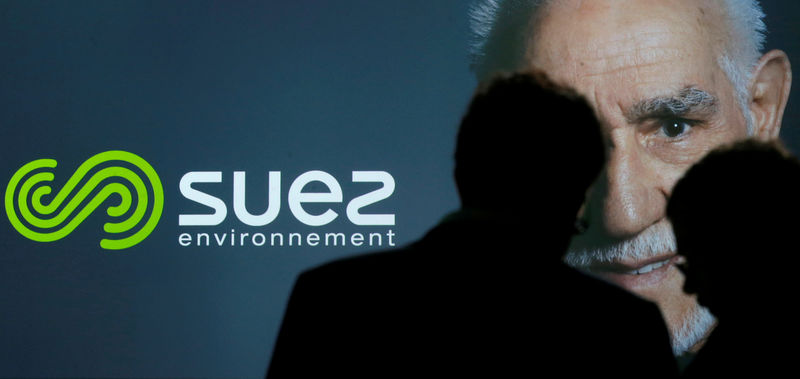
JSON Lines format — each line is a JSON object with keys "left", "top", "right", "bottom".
{"left": 525, "top": 0, "right": 728, "bottom": 98}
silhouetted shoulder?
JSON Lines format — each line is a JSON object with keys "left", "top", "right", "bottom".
{"left": 266, "top": 248, "right": 408, "bottom": 378}
{"left": 268, "top": 216, "right": 538, "bottom": 378}
{"left": 539, "top": 265, "right": 678, "bottom": 377}
{"left": 297, "top": 246, "right": 414, "bottom": 289}
{"left": 266, "top": 221, "right": 469, "bottom": 379}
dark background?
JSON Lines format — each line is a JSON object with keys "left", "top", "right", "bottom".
{"left": 0, "top": 1, "right": 797, "bottom": 377}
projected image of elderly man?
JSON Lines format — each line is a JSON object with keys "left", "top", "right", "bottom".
{"left": 468, "top": 0, "right": 792, "bottom": 357}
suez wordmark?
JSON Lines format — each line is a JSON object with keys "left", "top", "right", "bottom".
{"left": 177, "top": 170, "right": 396, "bottom": 248}
{"left": 5, "top": 151, "right": 395, "bottom": 250}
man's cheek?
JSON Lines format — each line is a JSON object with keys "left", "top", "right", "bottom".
{"left": 655, "top": 123, "right": 745, "bottom": 170}
{"left": 645, "top": 133, "right": 716, "bottom": 167}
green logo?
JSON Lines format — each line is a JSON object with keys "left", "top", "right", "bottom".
{"left": 5, "top": 151, "right": 163, "bottom": 250}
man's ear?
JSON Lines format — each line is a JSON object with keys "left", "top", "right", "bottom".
{"left": 749, "top": 49, "right": 792, "bottom": 140}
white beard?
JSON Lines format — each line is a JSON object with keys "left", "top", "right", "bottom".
{"left": 671, "top": 303, "right": 716, "bottom": 356}
{"left": 563, "top": 220, "right": 715, "bottom": 355}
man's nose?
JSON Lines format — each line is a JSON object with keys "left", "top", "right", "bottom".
{"left": 593, "top": 131, "right": 666, "bottom": 239}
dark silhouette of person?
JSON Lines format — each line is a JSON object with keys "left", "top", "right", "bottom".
{"left": 667, "top": 139, "right": 800, "bottom": 377}
{"left": 266, "top": 72, "right": 678, "bottom": 378}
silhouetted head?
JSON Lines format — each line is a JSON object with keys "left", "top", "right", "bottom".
{"left": 667, "top": 139, "right": 800, "bottom": 321}
{"left": 454, "top": 71, "right": 604, "bottom": 232}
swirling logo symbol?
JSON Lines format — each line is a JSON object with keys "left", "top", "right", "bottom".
{"left": 5, "top": 151, "right": 163, "bottom": 250}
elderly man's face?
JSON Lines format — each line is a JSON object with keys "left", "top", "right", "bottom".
{"left": 526, "top": 0, "right": 752, "bottom": 353}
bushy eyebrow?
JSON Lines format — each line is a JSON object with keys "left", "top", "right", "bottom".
{"left": 625, "top": 87, "right": 719, "bottom": 123}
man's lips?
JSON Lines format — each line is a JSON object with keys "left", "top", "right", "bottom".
{"left": 586, "top": 254, "right": 680, "bottom": 275}
{"left": 581, "top": 254, "right": 684, "bottom": 290}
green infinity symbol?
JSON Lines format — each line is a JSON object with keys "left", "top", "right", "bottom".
{"left": 5, "top": 151, "right": 163, "bottom": 250}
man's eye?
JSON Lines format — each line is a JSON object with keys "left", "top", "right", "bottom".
{"left": 660, "top": 119, "right": 693, "bottom": 138}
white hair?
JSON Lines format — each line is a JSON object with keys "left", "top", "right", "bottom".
{"left": 468, "top": 0, "right": 767, "bottom": 134}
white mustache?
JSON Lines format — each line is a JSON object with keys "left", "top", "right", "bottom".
{"left": 564, "top": 221, "right": 678, "bottom": 268}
